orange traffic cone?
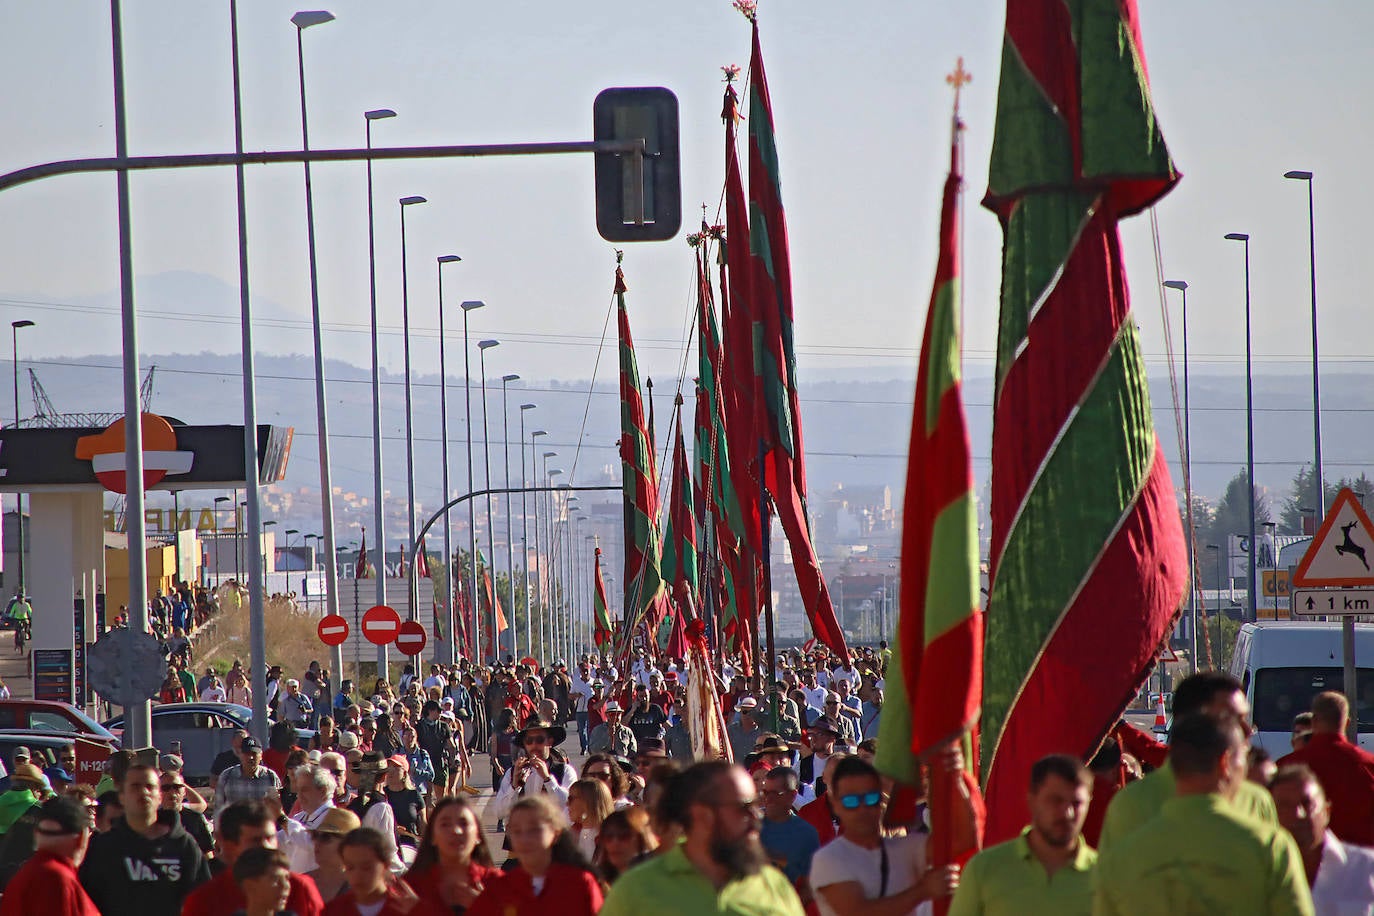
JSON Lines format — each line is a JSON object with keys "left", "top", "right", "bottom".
{"left": 1154, "top": 695, "right": 1167, "bottom": 730}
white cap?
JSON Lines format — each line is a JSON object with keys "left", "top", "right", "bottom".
{"left": 604, "top": 701, "right": 623, "bottom": 713}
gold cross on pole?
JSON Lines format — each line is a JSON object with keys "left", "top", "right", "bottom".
{"left": 946, "top": 56, "right": 972, "bottom": 116}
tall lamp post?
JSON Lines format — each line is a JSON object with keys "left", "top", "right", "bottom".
{"left": 546, "top": 465, "right": 564, "bottom": 657}
{"left": 460, "top": 300, "right": 486, "bottom": 654}
{"left": 477, "top": 339, "right": 501, "bottom": 659}
{"left": 1224, "top": 232, "right": 1257, "bottom": 623}
{"left": 1206, "top": 544, "right": 1222, "bottom": 655}
{"left": 531, "top": 433, "right": 548, "bottom": 655}
{"left": 519, "top": 406, "right": 537, "bottom": 660}
{"left": 291, "top": 9, "right": 345, "bottom": 690}
{"left": 500, "top": 373, "right": 520, "bottom": 654}
{"left": 10, "top": 320, "right": 33, "bottom": 596}
{"left": 1163, "top": 280, "right": 1196, "bottom": 668}
{"left": 398, "top": 195, "right": 428, "bottom": 646}
{"left": 1284, "top": 170, "right": 1324, "bottom": 519}
{"left": 437, "top": 255, "right": 462, "bottom": 664}
{"left": 364, "top": 107, "right": 395, "bottom": 673}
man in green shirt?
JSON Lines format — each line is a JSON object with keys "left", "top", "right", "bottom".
{"left": 1099, "top": 671, "right": 1276, "bottom": 851}
{"left": 601, "top": 760, "right": 804, "bottom": 916}
{"left": 949, "top": 754, "right": 1096, "bottom": 916}
{"left": 1094, "top": 712, "right": 1313, "bottom": 915}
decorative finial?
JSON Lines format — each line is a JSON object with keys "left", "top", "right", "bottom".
{"left": 614, "top": 248, "right": 624, "bottom": 265}
{"left": 732, "top": 0, "right": 757, "bottom": 22}
{"left": 721, "top": 63, "right": 741, "bottom": 84}
{"left": 946, "top": 57, "right": 972, "bottom": 118}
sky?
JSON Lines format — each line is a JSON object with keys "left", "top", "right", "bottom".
{"left": 1, "top": 1, "right": 1371, "bottom": 501}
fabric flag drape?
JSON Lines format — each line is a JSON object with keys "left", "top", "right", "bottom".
{"left": 416, "top": 537, "right": 431, "bottom": 578}
{"left": 355, "top": 529, "right": 372, "bottom": 579}
{"left": 615, "top": 262, "right": 668, "bottom": 650}
{"left": 659, "top": 395, "right": 698, "bottom": 659}
{"left": 980, "top": 0, "right": 1187, "bottom": 843}
{"left": 478, "top": 552, "right": 508, "bottom": 662}
{"left": 744, "top": 20, "right": 849, "bottom": 663}
{"left": 593, "top": 547, "right": 614, "bottom": 647}
{"left": 874, "top": 118, "right": 985, "bottom": 905}
{"left": 685, "top": 619, "right": 732, "bottom": 761}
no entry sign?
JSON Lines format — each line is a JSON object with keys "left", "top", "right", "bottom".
{"left": 361, "top": 605, "right": 401, "bottom": 646}
{"left": 317, "top": 614, "right": 350, "bottom": 647}
{"left": 395, "top": 620, "right": 428, "bottom": 656}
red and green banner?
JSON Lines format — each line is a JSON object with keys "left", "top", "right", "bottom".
{"left": 593, "top": 547, "right": 613, "bottom": 648}
{"left": 615, "top": 263, "right": 668, "bottom": 649}
{"left": 660, "top": 395, "right": 698, "bottom": 657}
{"left": 478, "top": 551, "right": 508, "bottom": 661}
{"left": 981, "top": 0, "right": 1187, "bottom": 843}
{"left": 744, "top": 19, "right": 849, "bottom": 663}
{"left": 355, "top": 528, "right": 373, "bottom": 579}
{"left": 875, "top": 122, "right": 985, "bottom": 902}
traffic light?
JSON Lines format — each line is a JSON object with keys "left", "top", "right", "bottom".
{"left": 593, "top": 87, "right": 681, "bottom": 242}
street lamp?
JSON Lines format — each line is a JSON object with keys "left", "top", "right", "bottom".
{"left": 1225, "top": 232, "right": 1257, "bottom": 622}
{"left": 547, "top": 468, "right": 565, "bottom": 656}
{"left": 501, "top": 373, "right": 520, "bottom": 651}
{"left": 1206, "top": 544, "right": 1222, "bottom": 630}
{"left": 214, "top": 496, "right": 231, "bottom": 584}
{"left": 10, "top": 320, "right": 33, "bottom": 595}
{"left": 520, "top": 405, "right": 537, "bottom": 659}
{"left": 1163, "top": 279, "right": 1195, "bottom": 667}
{"left": 1285, "top": 170, "right": 1324, "bottom": 519}
{"left": 398, "top": 195, "right": 428, "bottom": 642}
{"left": 478, "top": 339, "right": 501, "bottom": 658}
{"left": 531, "top": 432, "right": 549, "bottom": 654}
{"left": 292, "top": 8, "right": 344, "bottom": 684}
{"left": 460, "top": 300, "right": 486, "bottom": 653}
{"left": 364, "top": 107, "right": 395, "bottom": 665}
{"left": 437, "top": 254, "right": 462, "bottom": 664}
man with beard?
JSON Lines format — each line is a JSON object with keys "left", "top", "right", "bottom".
{"left": 600, "top": 760, "right": 803, "bottom": 915}
{"left": 947, "top": 754, "right": 1096, "bottom": 915}
{"left": 809, "top": 757, "right": 958, "bottom": 916}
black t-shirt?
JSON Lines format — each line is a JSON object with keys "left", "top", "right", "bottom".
{"left": 177, "top": 808, "right": 214, "bottom": 854}
{"left": 386, "top": 787, "right": 424, "bottom": 844}
{"left": 626, "top": 703, "right": 669, "bottom": 741}
{"left": 210, "top": 749, "right": 239, "bottom": 777}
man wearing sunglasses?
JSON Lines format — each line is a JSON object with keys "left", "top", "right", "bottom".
{"left": 810, "top": 757, "right": 958, "bottom": 916}
{"left": 489, "top": 719, "right": 577, "bottom": 823}
{"left": 0, "top": 795, "right": 99, "bottom": 916}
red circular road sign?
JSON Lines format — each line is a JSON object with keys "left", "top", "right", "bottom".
{"left": 395, "top": 620, "right": 428, "bottom": 657}
{"left": 317, "top": 614, "right": 350, "bottom": 647}
{"left": 361, "top": 605, "right": 401, "bottom": 646}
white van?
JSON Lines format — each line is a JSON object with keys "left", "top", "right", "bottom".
{"left": 1228, "top": 621, "right": 1374, "bottom": 758}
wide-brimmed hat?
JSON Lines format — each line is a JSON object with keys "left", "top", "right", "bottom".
{"left": 312, "top": 807, "right": 361, "bottom": 836}
{"left": 515, "top": 719, "right": 567, "bottom": 748}
{"left": 604, "top": 701, "right": 623, "bottom": 714}
{"left": 356, "top": 750, "right": 388, "bottom": 774}
{"left": 807, "top": 717, "right": 843, "bottom": 738}
{"left": 736, "top": 696, "right": 759, "bottom": 712}
{"left": 745, "top": 734, "right": 793, "bottom": 768}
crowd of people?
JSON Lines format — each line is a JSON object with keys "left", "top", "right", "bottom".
{"left": 1, "top": 639, "right": 1372, "bottom": 914}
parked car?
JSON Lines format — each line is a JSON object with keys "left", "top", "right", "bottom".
{"left": 0, "top": 732, "right": 118, "bottom": 786}
{"left": 0, "top": 700, "right": 119, "bottom": 742}
{"left": 101, "top": 703, "right": 313, "bottom": 786}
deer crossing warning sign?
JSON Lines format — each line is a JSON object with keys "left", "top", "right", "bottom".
{"left": 1292, "top": 488, "right": 1374, "bottom": 588}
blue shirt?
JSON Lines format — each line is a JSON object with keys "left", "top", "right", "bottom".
{"left": 760, "top": 812, "right": 821, "bottom": 884}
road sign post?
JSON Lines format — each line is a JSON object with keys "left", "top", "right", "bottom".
{"left": 1291, "top": 487, "right": 1374, "bottom": 741}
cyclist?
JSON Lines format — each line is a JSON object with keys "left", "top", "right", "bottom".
{"left": 5, "top": 592, "right": 31, "bottom": 652}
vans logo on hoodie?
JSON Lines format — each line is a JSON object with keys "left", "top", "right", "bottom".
{"left": 123, "top": 857, "right": 182, "bottom": 882}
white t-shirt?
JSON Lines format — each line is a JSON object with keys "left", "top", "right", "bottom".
{"left": 569, "top": 675, "right": 593, "bottom": 712}
{"left": 810, "top": 833, "right": 930, "bottom": 916}
{"left": 200, "top": 686, "right": 226, "bottom": 703}
{"left": 830, "top": 666, "right": 862, "bottom": 690}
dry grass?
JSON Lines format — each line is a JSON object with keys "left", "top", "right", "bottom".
{"left": 195, "top": 588, "right": 325, "bottom": 678}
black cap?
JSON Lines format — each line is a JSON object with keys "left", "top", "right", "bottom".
{"left": 240, "top": 737, "right": 262, "bottom": 753}
{"left": 35, "top": 796, "right": 90, "bottom": 837}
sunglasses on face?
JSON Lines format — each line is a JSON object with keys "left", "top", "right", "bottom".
{"left": 838, "top": 791, "right": 883, "bottom": 810}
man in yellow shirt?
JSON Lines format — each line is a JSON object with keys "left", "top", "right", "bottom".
{"left": 1099, "top": 671, "right": 1276, "bottom": 851}
{"left": 1094, "top": 712, "right": 1313, "bottom": 915}
{"left": 949, "top": 753, "right": 1095, "bottom": 916}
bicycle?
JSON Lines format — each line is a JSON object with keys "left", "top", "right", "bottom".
{"left": 12, "top": 620, "right": 29, "bottom": 653}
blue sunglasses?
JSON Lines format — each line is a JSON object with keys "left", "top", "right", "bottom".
{"left": 839, "top": 791, "right": 883, "bottom": 810}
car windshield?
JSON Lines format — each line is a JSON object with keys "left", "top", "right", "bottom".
{"left": 1252, "top": 666, "right": 1374, "bottom": 732}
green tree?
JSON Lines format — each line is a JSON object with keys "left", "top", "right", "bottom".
{"left": 1203, "top": 468, "right": 1272, "bottom": 551}
{"left": 1279, "top": 464, "right": 1340, "bottom": 534}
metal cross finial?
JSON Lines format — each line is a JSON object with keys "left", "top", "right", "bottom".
{"left": 946, "top": 56, "right": 972, "bottom": 115}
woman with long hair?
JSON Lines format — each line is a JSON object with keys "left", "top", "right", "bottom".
{"left": 372, "top": 678, "right": 394, "bottom": 706}
{"left": 582, "top": 753, "right": 633, "bottom": 810}
{"left": 159, "top": 668, "right": 186, "bottom": 705}
{"left": 467, "top": 796, "right": 603, "bottom": 916}
{"left": 312, "top": 715, "right": 340, "bottom": 753}
{"left": 566, "top": 778, "right": 613, "bottom": 862}
{"left": 372, "top": 713, "right": 401, "bottom": 759}
{"left": 593, "top": 806, "right": 657, "bottom": 885}
{"left": 322, "top": 827, "right": 426, "bottom": 916}
{"left": 405, "top": 796, "right": 502, "bottom": 914}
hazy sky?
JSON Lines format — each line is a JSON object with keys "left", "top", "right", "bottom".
{"left": 1, "top": 1, "right": 1370, "bottom": 490}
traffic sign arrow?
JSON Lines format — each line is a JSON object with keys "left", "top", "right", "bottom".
{"left": 1292, "top": 587, "right": 1374, "bottom": 616}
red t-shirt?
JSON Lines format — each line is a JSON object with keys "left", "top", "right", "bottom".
{"left": 798, "top": 794, "right": 838, "bottom": 845}
{"left": 405, "top": 861, "right": 505, "bottom": 911}
{"left": 1279, "top": 731, "right": 1374, "bottom": 846}
{"left": 587, "top": 697, "right": 607, "bottom": 731}
{"left": 0, "top": 849, "right": 99, "bottom": 916}
{"left": 324, "top": 885, "right": 444, "bottom": 916}
{"left": 503, "top": 694, "right": 538, "bottom": 729}
{"left": 181, "top": 867, "right": 324, "bottom": 916}
{"left": 467, "top": 863, "right": 603, "bottom": 916}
